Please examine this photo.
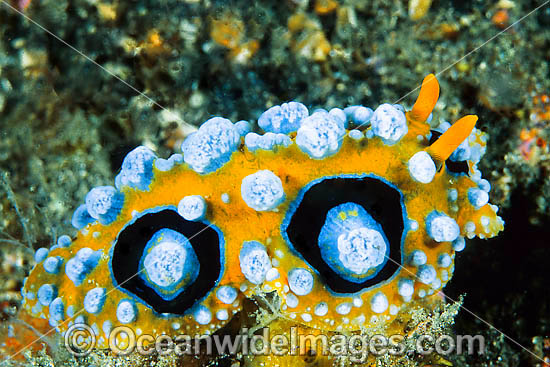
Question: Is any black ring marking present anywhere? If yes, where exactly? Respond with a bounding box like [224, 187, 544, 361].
[284, 177, 404, 294]
[111, 209, 222, 315]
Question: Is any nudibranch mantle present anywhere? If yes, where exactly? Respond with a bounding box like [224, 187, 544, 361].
[21, 75, 504, 347]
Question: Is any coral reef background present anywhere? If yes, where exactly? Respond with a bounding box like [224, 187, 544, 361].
[1, 0, 550, 366]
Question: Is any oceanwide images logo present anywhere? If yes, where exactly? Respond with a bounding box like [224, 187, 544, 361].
[64, 323, 485, 362]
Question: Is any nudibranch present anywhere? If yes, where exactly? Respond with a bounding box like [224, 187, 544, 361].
[21, 75, 503, 348]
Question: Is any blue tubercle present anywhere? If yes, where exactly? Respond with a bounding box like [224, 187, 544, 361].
[181, 117, 240, 174]
[216, 286, 238, 304]
[468, 187, 489, 209]
[102, 320, 112, 335]
[116, 299, 137, 324]
[235, 120, 251, 136]
[177, 195, 207, 221]
[370, 103, 408, 145]
[38, 284, 57, 306]
[244, 132, 292, 152]
[241, 170, 285, 211]
[138, 228, 200, 301]
[417, 264, 436, 284]
[295, 111, 346, 159]
[48, 297, 64, 327]
[449, 138, 471, 161]
[154, 158, 175, 172]
[57, 235, 72, 247]
[65, 248, 101, 286]
[169, 153, 184, 164]
[193, 304, 212, 325]
[344, 105, 373, 126]
[85, 186, 124, 225]
[154, 154, 183, 172]
[478, 179, 491, 192]
[43, 256, 62, 274]
[239, 241, 271, 285]
[452, 236, 466, 251]
[288, 268, 314, 296]
[34, 248, 49, 263]
[258, 101, 308, 134]
[370, 292, 389, 313]
[437, 253, 452, 268]
[408, 250, 427, 266]
[328, 108, 347, 127]
[115, 146, 157, 191]
[426, 211, 460, 242]
[67, 305, 75, 317]
[71, 204, 95, 230]
[348, 130, 363, 140]
[408, 151, 436, 184]
[84, 287, 107, 314]
[318, 202, 390, 283]
[448, 189, 458, 202]
[397, 278, 414, 298]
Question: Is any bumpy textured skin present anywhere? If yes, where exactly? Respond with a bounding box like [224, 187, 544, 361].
[21, 75, 503, 348]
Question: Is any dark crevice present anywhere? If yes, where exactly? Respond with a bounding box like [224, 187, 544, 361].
[111, 209, 222, 315]
[284, 177, 404, 294]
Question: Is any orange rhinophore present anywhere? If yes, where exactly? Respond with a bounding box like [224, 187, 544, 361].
[410, 74, 440, 122]
[407, 74, 440, 135]
[427, 115, 477, 163]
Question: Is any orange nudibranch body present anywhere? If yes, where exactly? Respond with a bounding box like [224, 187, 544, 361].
[21, 75, 503, 348]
